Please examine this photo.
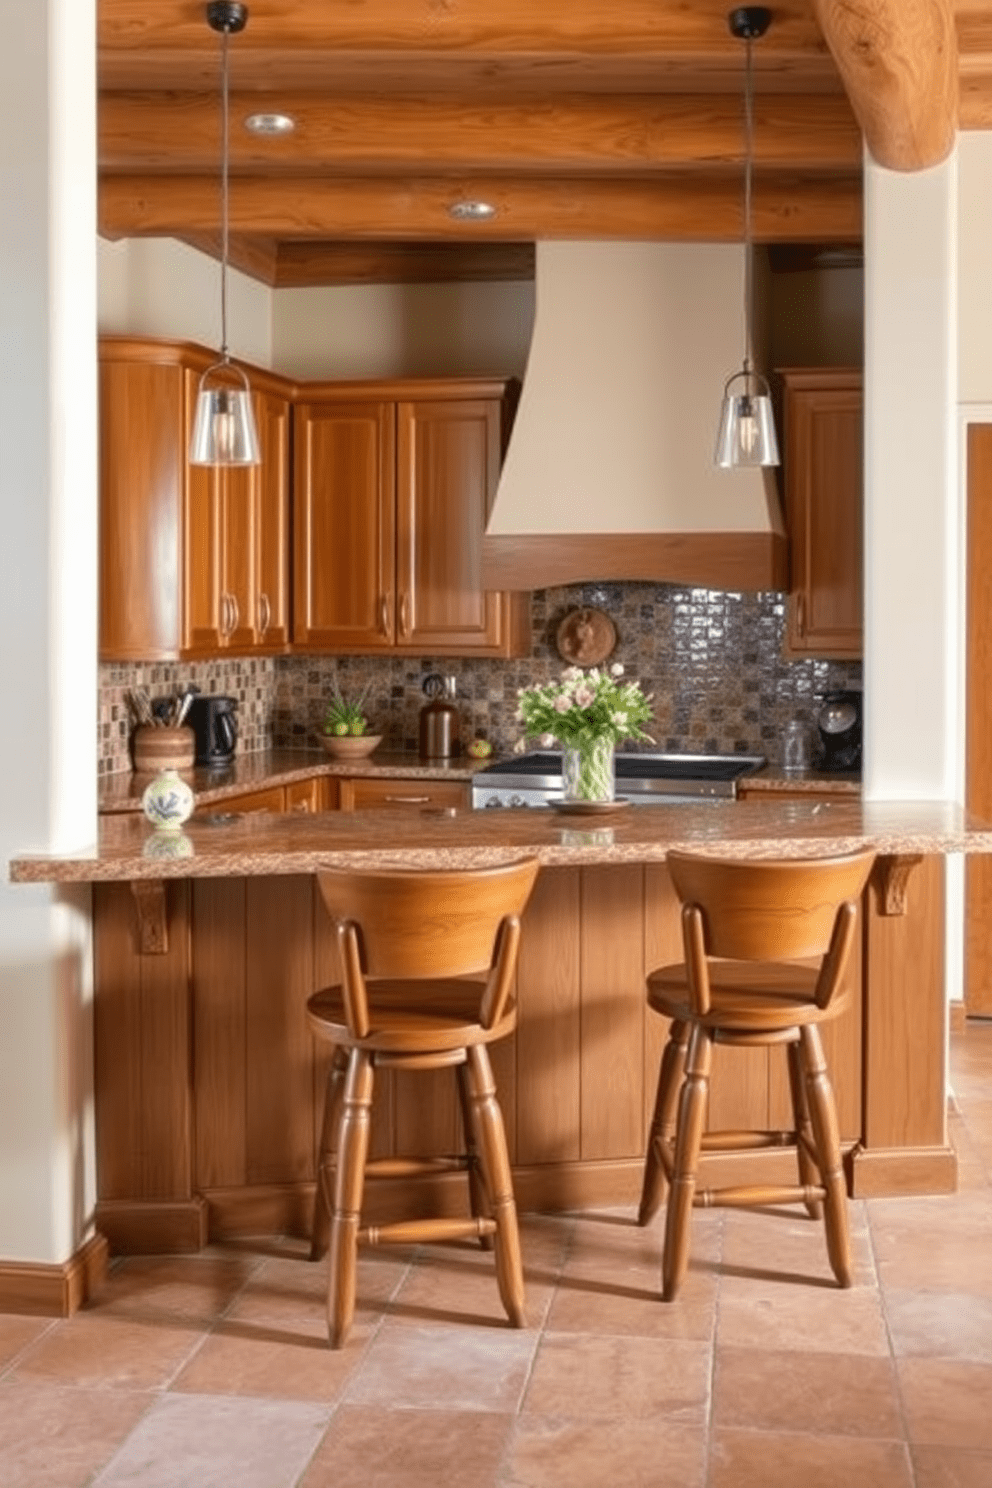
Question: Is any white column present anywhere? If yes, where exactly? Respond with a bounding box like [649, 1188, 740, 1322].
[0, 0, 98, 1262]
[862, 152, 960, 802]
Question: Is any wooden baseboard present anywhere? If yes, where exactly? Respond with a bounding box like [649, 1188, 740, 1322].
[848, 1144, 958, 1197]
[95, 1197, 208, 1255]
[204, 1183, 318, 1241]
[950, 999, 967, 1034]
[0, 1232, 109, 1318]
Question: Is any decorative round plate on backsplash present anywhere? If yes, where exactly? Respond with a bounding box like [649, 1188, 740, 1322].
[555, 606, 618, 668]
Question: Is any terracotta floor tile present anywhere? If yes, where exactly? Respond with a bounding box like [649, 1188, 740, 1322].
[90, 1392, 331, 1488]
[227, 1248, 411, 1331]
[298, 1405, 513, 1487]
[708, 1428, 914, 1488]
[503, 1415, 707, 1488]
[389, 1246, 556, 1331]
[93, 1252, 256, 1325]
[346, 1320, 537, 1413]
[10, 1311, 203, 1390]
[883, 1288, 992, 1362]
[897, 1357, 992, 1449]
[713, 1346, 902, 1437]
[716, 1274, 891, 1355]
[0, 1381, 151, 1488]
[522, 1333, 710, 1423]
[912, 1444, 992, 1487]
[169, 1314, 372, 1402]
[0, 1314, 54, 1372]
[719, 1205, 876, 1287]
[544, 1262, 717, 1342]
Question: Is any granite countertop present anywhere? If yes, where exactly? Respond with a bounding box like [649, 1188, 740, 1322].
[11, 797, 991, 884]
[98, 747, 485, 814]
[742, 767, 862, 795]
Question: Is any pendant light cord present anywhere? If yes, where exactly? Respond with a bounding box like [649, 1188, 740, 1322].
[742, 31, 754, 387]
[220, 19, 231, 364]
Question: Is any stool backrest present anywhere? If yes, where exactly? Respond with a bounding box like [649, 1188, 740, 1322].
[317, 858, 540, 1036]
[666, 850, 875, 1016]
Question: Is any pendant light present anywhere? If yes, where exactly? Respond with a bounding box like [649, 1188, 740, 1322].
[714, 6, 779, 469]
[189, 1, 260, 466]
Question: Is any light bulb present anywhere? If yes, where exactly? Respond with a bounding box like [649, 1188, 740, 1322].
[737, 397, 758, 457]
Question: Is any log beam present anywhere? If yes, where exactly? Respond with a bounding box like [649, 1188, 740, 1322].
[813, 0, 957, 170]
[100, 172, 862, 247]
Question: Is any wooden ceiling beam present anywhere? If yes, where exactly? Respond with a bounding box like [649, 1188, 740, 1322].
[179, 233, 280, 287]
[813, 0, 957, 170]
[99, 172, 862, 245]
[99, 91, 861, 176]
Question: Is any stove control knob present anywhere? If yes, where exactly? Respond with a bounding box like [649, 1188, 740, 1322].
[509, 794, 527, 808]
[483, 796, 504, 808]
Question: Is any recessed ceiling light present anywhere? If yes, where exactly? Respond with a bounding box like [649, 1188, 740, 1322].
[447, 200, 497, 221]
[244, 112, 296, 137]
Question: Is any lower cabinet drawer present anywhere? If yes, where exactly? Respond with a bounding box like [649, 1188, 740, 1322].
[338, 776, 469, 812]
[200, 784, 286, 816]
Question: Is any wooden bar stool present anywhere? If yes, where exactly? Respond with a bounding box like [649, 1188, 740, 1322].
[307, 857, 539, 1348]
[638, 848, 875, 1301]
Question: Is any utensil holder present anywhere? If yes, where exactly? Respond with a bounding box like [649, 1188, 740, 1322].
[132, 725, 196, 774]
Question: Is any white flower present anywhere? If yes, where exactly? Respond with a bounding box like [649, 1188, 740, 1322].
[561, 666, 582, 682]
[574, 685, 595, 707]
[611, 662, 625, 677]
[553, 694, 572, 713]
[513, 737, 527, 753]
[539, 733, 556, 748]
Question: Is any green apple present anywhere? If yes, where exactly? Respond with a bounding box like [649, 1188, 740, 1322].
[466, 738, 493, 759]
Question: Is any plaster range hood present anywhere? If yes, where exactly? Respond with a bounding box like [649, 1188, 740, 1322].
[481, 241, 787, 592]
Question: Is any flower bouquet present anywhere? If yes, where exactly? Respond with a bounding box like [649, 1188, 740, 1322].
[516, 664, 654, 803]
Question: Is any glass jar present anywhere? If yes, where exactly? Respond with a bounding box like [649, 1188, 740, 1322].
[782, 719, 813, 774]
[561, 738, 615, 803]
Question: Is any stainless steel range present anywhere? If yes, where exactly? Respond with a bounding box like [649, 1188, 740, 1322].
[471, 750, 766, 809]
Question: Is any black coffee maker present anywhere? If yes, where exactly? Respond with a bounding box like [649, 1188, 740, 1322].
[816, 690, 862, 773]
[187, 695, 239, 767]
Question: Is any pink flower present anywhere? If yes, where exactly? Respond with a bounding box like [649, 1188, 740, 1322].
[574, 685, 595, 707]
[553, 694, 572, 713]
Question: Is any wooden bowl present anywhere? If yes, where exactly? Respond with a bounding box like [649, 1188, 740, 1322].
[320, 733, 382, 760]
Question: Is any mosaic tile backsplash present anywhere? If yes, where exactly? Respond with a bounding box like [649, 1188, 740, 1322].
[98, 584, 861, 776]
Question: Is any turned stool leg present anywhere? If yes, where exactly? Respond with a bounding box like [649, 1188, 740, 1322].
[786, 1037, 824, 1221]
[466, 1044, 525, 1327]
[311, 1046, 349, 1262]
[638, 1018, 690, 1226]
[800, 1024, 852, 1288]
[662, 1024, 712, 1302]
[457, 1060, 494, 1251]
[327, 1048, 375, 1348]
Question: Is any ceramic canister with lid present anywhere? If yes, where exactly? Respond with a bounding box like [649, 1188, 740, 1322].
[419, 673, 461, 759]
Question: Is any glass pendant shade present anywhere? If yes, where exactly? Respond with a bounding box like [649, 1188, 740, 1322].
[714, 369, 779, 469]
[190, 366, 260, 466]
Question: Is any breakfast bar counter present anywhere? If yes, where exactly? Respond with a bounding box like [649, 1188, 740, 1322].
[10, 800, 986, 1257]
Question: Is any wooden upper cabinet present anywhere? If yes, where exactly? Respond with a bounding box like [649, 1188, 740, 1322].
[779, 368, 863, 660]
[293, 378, 529, 657]
[99, 337, 292, 662]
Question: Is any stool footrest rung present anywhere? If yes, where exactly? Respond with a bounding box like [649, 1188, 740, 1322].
[701, 1129, 797, 1153]
[694, 1182, 825, 1210]
[359, 1216, 497, 1246]
[365, 1156, 469, 1179]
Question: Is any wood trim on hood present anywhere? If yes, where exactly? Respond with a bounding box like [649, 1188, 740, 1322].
[481, 530, 788, 592]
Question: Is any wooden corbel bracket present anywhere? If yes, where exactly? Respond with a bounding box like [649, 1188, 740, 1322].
[130, 879, 168, 955]
[875, 853, 924, 917]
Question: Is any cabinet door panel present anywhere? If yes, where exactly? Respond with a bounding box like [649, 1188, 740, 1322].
[396, 399, 504, 652]
[783, 373, 862, 659]
[184, 452, 224, 653]
[254, 391, 291, 649]
[293, 401, 395, 650]
[221, 465, 257, 651]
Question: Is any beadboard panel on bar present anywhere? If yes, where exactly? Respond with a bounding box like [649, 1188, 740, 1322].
[81, 859, 951, 1260]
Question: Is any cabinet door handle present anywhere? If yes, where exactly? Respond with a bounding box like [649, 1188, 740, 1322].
[399, 593, 410, 638]
[379, 595, 390, 635]
[259, 592, 271, 636]
[384, 794, 430, 804]
[220, 594, 232, 637]
[230, 594, 240, 634]
[291, 798, 311, 813]
[796, 593, 806, 638]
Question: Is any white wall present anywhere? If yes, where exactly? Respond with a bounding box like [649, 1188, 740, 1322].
[98, 237, 273, 369]
[273, 279, 535, 381]
[0, 0, 98, 1262]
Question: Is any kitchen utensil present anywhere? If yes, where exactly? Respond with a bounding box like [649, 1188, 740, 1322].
[132, 724, 196, 773]
[419, 673, 461, 759]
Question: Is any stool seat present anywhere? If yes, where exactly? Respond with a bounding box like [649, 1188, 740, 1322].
[648, 960, 847, 1032]
[306, 981, 515, 1054]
